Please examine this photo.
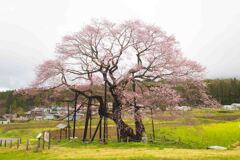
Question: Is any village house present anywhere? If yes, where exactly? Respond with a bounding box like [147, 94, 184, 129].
[43, 114, 55, 120]
[3, 113, 17, 120]
[34, 116, 44, 120]
[223, 103, 240, 110]
[174, 106, 192, 111]
[12, 116, 30, 122]
[0, 117, 10, 124]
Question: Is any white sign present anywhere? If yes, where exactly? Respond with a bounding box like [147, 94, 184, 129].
[36, 133, 42, 139]
[44, 132, 50, 142]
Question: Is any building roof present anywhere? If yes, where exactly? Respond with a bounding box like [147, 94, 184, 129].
[56, 123, 67, 129]
[0, 117, 8, 121]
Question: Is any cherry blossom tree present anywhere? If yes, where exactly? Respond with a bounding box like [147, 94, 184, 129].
[175, 79, 220, 107]
[33, 20, 217, 141]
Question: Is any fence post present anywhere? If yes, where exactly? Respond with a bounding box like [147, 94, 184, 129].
[4, 140, 6, 147]
[0, 140, 2, 147]
[65, 128, 67, 139]
[17, 139, 20, 149]
[149, 134, 153, 143]
[48, 132, 51, 149]
[99, 119, 102, 143]
[42, 131, 45, 150]
[163, 136, 166, 143]
[68, 126, 71, 140]
[118, 129, 121, 142]
[37, 138, 40, 151]
[116, 126, 119, 142]
[26, 139, 29, 151]
[10, 140, 12, 148]
[60, 129, 62, 141]
[178, 137, 181, 144]
[150, 108, 155, 142]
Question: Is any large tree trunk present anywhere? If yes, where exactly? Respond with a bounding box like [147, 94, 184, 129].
[112, 97, 144, 141]
[101, 83, 146, 142]
[134, 105, 145, 141]
[112, 107, 135, 141]
[132, 73, 145, 141]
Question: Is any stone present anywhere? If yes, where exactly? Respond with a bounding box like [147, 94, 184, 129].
[207, 146, 227, 150]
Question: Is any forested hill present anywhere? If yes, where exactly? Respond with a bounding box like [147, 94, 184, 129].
[0, 90, 63, 115]
[0, 78, 240, 115]
[206, 78, 240, 105]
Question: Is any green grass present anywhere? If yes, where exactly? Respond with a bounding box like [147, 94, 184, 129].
[1, 108, 240, 159]
[1, 144, 240, 160]
[156, 120, 240, 148]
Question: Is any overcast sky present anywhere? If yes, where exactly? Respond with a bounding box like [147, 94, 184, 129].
[0, 0, 240, 91]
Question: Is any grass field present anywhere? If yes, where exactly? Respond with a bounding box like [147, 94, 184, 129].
[0, 109, 240, 160]
[1, 144, 240, 160]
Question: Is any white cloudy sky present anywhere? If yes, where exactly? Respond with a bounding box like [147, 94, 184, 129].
[0, 0, 240, 91]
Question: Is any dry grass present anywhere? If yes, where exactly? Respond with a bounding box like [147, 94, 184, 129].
[47, 146, 240, 160]
[1, 146, 240, 160]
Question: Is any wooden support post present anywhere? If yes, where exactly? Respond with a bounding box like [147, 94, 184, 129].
[99, 118, 102, 143]
[103, 80, 108, 143]
[89, 113, 92, 140]
[19, 138, 22, 144]
[82, 98, 92, 142]
[90, 117, 103, 142]
[67, 102, 71, 140]
[103, 118, 108, 143]
[73, 92, 78, 138]
[0, 140, 2, 147]
[4, 140, 6, 147]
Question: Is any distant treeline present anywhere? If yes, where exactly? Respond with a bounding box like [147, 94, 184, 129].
[206, 78, 240, 105]
[0, 78, 239, 114]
